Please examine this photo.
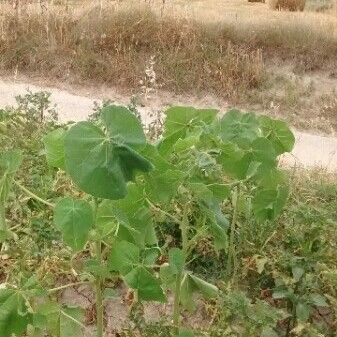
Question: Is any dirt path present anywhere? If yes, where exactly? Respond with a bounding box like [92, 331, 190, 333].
[1, 78, 336, 171]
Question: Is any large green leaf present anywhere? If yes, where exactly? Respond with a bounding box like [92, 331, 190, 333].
[96, 199, 141, 244]
[251, 138, 276, 164]
[108, 240, 139, 275]
[0, 288, 32, 337]
[219, 109, 259, 145]
[124, 266, 166, 302]
[34, 301, 84, 337]
[43, 128, 66, 169]
[259, 116, 295, 155]
[163, 106, 218, 138]
[54, 197, 94, 251]
[64, 105, 153, 199]
[145, 169, 184, 203]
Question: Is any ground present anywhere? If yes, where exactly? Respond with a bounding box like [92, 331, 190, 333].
[0, 1, 337, 337]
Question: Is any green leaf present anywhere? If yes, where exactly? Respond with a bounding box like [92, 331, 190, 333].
[251, 137, 276, 164]
[296, 302, 311, 322]
[180, 273, 218, 311]
[206, 183, 230, 201]
[124, 266, 166, 302]
[168, 248, 185, 275]
[54, 197, 94, 251]
[309, 294, 329, 307]
[164, 106, 217, 137]
[108, 240, 139, 275]
[0, 288, 32, 337]
[252, 184, 289, 222]
[160, 264, 176, 288]
[259, 116, 295, 155]
[292, 266, 304, 282]
[175, 329, 196, 337]
[219, 109, 259, 145]
[261, 327, 278, 337]
[96, 199, 141, 244]
[64, 105, 153, 199]
[35, 302, 84, 337]
[97, 184, 157, 246]
[100, 105, 147, 146]
[0, 150, 22, 204]
[43, 128, 66, 169]
[145, 169, 184, 203]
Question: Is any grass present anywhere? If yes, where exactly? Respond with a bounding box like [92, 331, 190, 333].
[0, 0, 337, 101]
[0, 92, 336, 336]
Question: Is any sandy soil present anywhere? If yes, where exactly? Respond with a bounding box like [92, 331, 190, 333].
[1, 77, 336, 171]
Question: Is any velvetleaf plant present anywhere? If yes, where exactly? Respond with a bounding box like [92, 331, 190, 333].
[0, 103, 295, 337]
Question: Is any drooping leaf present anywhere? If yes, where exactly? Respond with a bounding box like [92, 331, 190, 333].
[54, 197, 94, 251]
[43, 128, 66, 169]
[259, 116, 295, 155]
[64, 105, 153, 199]
[180, 273, 218, 311]
[0, 288, 32, 337]
[189, 183, 229, 251]
[108, 240, 139, 275]
[124, 266, 166, 302]
[0, 150, 22, 204]
[97, 184, 157, 246]
[252, 184, 289, 222]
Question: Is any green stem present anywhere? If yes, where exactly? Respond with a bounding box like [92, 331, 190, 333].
[95, 239, 104, 337]
[226, 185, 240, 281]
[172, 206, 189, 333]
[172, 271, 183, 332]
[93, 198, 104, 337]
[0, 204, 6, 231]
[14, 180, 54, 208]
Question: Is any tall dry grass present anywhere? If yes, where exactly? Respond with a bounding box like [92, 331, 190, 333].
[0, 0, 336, 98]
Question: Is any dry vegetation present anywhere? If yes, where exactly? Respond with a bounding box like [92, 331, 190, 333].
[0, 0, 337, 131]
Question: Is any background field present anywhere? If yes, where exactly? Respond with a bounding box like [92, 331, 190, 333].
[0, 0, 337, 133]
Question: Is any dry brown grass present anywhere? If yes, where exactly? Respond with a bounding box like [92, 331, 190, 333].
[0, 0, 336, 99]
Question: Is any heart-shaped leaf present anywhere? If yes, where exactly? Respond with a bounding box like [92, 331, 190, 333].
[54, 197, 94, 251]
[124, 266, 166, 302]
[64, 105, 153, 199]
[43, 128, 66, 169]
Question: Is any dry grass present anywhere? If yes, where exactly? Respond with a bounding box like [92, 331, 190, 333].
[0, 0, 336, 99]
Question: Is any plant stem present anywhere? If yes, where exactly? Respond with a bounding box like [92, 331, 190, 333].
[172, 271, 183, 332]
[93, 198, 104, 337]
[95, 239, 104, 337]
[48, 281, 89, 293]
[14, 180, 54, 208]
[0, 205, 6, 231]
[172, 206, 189, 334]
[226, 185, 240, 281]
